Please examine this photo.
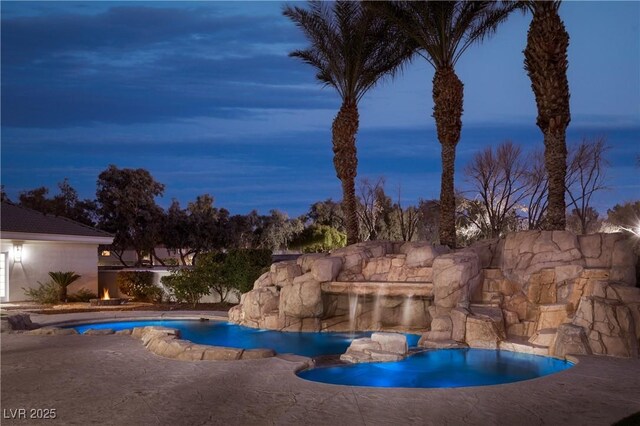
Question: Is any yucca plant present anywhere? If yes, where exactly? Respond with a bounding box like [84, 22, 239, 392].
[48, 271, 81, 303]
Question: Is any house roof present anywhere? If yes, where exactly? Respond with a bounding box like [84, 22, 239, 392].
[0, 202, 113, 240]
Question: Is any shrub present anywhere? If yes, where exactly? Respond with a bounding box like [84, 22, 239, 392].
[116, 271, 159, 302]
[220, 249, 272, 295]
[161, 266, 212, 306]
[23, 281, 60, 305]
[67, 289, 98, 303]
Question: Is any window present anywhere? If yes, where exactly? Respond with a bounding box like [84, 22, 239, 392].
[0, 252, 7, 300]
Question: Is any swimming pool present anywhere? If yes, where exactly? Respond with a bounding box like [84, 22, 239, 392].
[69, 320, 421, 357]
[298, 348, 574, 388]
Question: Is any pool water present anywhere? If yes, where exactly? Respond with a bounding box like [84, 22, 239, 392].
[298, 348, 573, 388]
[70, 320, 421, 357]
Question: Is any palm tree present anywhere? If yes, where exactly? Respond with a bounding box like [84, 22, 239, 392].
[284, 1, 413, 245]
[370, 1, 517, 248]
[523, 1, 570, 230]
[48, 271, 81, 303]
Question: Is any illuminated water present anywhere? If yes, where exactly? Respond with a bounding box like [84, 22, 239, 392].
[69, 320, 420, 357]
[298, 348, 573, 388]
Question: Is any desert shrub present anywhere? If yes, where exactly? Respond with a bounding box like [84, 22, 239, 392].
[116, 271, 159, 302]
[219, 249, 272, 295]
[67, 289, 98, 303]
[161, 266, 212, 306]
[23, 281, 60, 305]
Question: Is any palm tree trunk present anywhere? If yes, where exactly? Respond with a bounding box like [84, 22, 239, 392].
[524, 1, 571, 230]
[332, 99, 360, 245]
[433, 67, 464, 248]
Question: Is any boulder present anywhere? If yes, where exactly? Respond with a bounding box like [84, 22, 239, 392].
[3, 313, 37, 331]
[432, 251, 482, 314]
[202, 346, 244, 361]
[450, 308, 469, 342]
[297, 253, 328, 273]
[340, 333, 407, 363]
[464, 238, 502, 269]
[399, 242, 449, 267]
[371, 332, 408, 354]
[573, 296, 639, 357]
[536, 304, 570, 331]
[242, 287, 280, 321]
[502, 231, 584, 287]
[528, 328, 557, 347]
[270, 261, 302, 286]
[311, 256, 343, 282]
[465, 315, 502, 349]
[279, 279, 323, 318]
[26, 327, 78, 336]
[253, 272, 273, 289]
[551, 324, 592, 357]
[362, 256, 393, 281]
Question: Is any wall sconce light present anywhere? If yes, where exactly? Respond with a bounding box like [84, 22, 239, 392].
[14, 243, 23, 263]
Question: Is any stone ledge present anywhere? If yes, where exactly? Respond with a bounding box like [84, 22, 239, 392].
[131, 326, 276, 362]
[321, 281, 434, 298]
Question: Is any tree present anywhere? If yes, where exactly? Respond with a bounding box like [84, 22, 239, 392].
[390, 188, 421, 242]
[162, 200, 191, 265]
[258, 210, 304, 251]
[566, 207, 601, 235]
[371, 1, 517, 248]
[290, 225, 347, 253]
[307, 199, 345, 232]
[284, 1, 413, 245]
[523, 0, 571, 230]
[416, 199, 440, 243]
[607, 201, 640, 237]
[524, 149, 549, 230]
[0, 185, 9, 202]
[565, 137, 608, 235]
[463, 141, 529, 238]
[18, 179, 96, 226]
[96, 165, 165, 266]
[218, 249, 272, 295]
[356, 177, 392, 241]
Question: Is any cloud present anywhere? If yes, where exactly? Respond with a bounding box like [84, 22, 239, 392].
[1, 3, 333, 128]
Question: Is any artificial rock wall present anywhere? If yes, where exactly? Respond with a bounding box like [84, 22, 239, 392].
[230, 231, 639, 358]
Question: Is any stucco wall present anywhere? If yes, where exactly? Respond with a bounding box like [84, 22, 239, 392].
[1, 240, 99, 302]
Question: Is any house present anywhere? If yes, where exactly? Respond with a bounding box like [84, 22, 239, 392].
[0, 202, 113, 302]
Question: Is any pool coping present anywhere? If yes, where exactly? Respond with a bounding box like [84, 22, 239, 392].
[18, 310, 582, 376]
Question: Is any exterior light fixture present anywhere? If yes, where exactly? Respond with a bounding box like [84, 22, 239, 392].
[14, 243, 23, 263]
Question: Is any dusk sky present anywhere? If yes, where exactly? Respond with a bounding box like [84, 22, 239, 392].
[1, 1, 639, 217]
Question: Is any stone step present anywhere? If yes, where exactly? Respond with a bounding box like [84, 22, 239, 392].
[528, 328, 557, 347]
[499, 337, 549, 356]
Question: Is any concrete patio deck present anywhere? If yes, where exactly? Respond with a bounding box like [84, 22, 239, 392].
[1, 312, 639, 425]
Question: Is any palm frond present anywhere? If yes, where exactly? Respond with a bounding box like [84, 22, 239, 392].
[284, 0, 415, 103]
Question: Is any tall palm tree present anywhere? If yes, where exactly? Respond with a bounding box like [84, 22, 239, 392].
[523, 1, 570, 230]
[370, 1, 517, 248]
[284, 1, 413, 245]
